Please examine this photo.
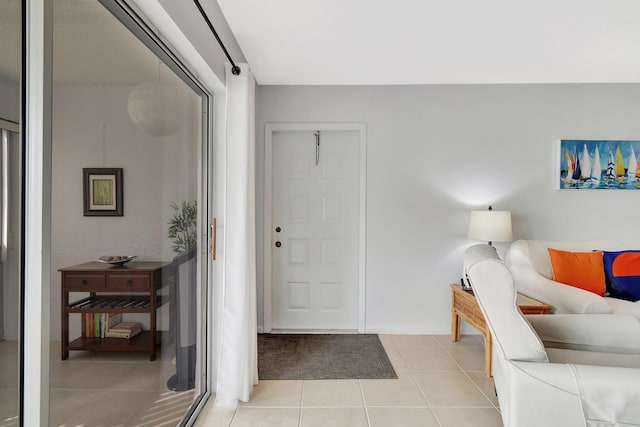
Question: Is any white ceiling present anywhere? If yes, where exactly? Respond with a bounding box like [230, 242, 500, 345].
[216, 0, 640, 85]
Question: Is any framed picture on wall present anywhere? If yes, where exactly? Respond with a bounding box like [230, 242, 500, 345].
[557, 139, 640, 190]
[83, 168, 123, 216]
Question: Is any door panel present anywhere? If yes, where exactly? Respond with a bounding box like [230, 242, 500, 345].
[272, 130, 360, 329]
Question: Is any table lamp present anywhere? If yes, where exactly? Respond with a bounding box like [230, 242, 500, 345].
[468, 206, 513, 247]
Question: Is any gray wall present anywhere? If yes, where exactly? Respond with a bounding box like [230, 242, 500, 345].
[256, 83, 640, 333]
[0, 75, 19, 122]
[51, 83, 199, 340]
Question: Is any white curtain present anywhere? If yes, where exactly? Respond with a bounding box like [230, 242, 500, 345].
[215, 63, 258, 406]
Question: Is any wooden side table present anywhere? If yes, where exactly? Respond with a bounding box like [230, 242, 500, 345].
[450, 283, 552, 376]
[60, 261, 171, 361]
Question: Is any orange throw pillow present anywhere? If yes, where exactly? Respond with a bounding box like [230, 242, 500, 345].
[547, 248, 606, 295]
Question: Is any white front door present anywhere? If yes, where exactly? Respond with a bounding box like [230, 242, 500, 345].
[271, 130, 360, 329]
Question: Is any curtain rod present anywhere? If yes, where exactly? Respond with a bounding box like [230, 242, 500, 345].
[193, 0, 241, 76]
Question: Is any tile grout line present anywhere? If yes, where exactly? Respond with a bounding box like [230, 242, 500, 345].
[228, 406, 238, 427]
[358, 378, 373, 427]
[288, 405, 400, 409]
[410, 387, 443, 426]
[388, 334, 412, 374]
[298, 380, 305, 427]
[237, 405, 305, 409]
[406, 341, 444, 427]
[434, 336, 499, 411]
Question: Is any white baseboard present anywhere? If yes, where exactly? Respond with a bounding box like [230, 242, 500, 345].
[256, 325, 480, 336]
[270, 329, 358, 334]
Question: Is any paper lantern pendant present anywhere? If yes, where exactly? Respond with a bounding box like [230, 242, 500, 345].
[127, 82, 183, 137]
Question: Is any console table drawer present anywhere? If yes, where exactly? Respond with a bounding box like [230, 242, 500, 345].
[65, 274, 105, 291]
[106, 274, 150, 291]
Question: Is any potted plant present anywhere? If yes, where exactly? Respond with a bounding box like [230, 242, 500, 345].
[167, 200, 197, 254]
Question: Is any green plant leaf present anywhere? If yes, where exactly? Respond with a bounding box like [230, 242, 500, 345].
[167, 200, 197, 254]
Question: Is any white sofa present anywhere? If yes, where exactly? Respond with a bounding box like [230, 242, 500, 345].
[465, 244, 640, 427]
[507, 239, 640, 319]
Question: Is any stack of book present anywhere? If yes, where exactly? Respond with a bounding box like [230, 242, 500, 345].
[83, 313, 122, 338]
[81, 313, 142, 339]
[105, 322, 142, 339]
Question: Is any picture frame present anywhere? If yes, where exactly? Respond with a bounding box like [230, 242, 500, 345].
[83, 168, 123, 216]
[557, 139, 640, 190]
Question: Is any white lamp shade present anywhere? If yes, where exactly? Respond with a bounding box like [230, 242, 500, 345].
[468, 210, 513, 243]
[127, 82, 184, 137]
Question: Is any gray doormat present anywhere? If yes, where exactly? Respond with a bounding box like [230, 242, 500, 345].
[258, 334, 397, 380]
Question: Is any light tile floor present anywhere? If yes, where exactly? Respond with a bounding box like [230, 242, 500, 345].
[49, 341, 196, 426]
[195, 334, 503, 427]
[0, 340, 197, 426]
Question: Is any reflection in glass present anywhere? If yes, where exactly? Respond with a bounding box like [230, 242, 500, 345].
[0, 0, 22, 426]
[51, 1, 204, 425]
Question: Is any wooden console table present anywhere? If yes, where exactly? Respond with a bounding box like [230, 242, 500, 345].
[60, 261, 171, 361]
[450, 283, 552, 376]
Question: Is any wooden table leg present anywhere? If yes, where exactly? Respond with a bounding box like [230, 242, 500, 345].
[451, 311, 461, 342]
[483, 331, 492, 377]
[61, 288, 69, 360]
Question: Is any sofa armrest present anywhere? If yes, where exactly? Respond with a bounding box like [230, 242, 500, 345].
[603, 297, 640, 320]
[502, 361, 584, 427]
[507, 361, 640, 426]
[506, 241, 611, 314]
[525, 314, 640, 353]
[572, 364, 640, 425]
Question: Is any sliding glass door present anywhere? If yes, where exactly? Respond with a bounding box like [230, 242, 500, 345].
[0, 0, 22, 425]
[46, 1, 212, 425]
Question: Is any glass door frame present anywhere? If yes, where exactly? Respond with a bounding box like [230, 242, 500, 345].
[22, 0, 215, 424]
[23, 0, 53, 424]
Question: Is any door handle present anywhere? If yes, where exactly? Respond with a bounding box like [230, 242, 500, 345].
[274, 227, 282, 248]
[211, 218, 217, 261]
[0, 129, 8, 263]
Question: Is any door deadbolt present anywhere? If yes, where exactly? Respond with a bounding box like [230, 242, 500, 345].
[275, 226, 281, 233]
[275, 241, 282, 248]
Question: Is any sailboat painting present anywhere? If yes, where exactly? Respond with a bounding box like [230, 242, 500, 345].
[558, 140, 640, 190]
